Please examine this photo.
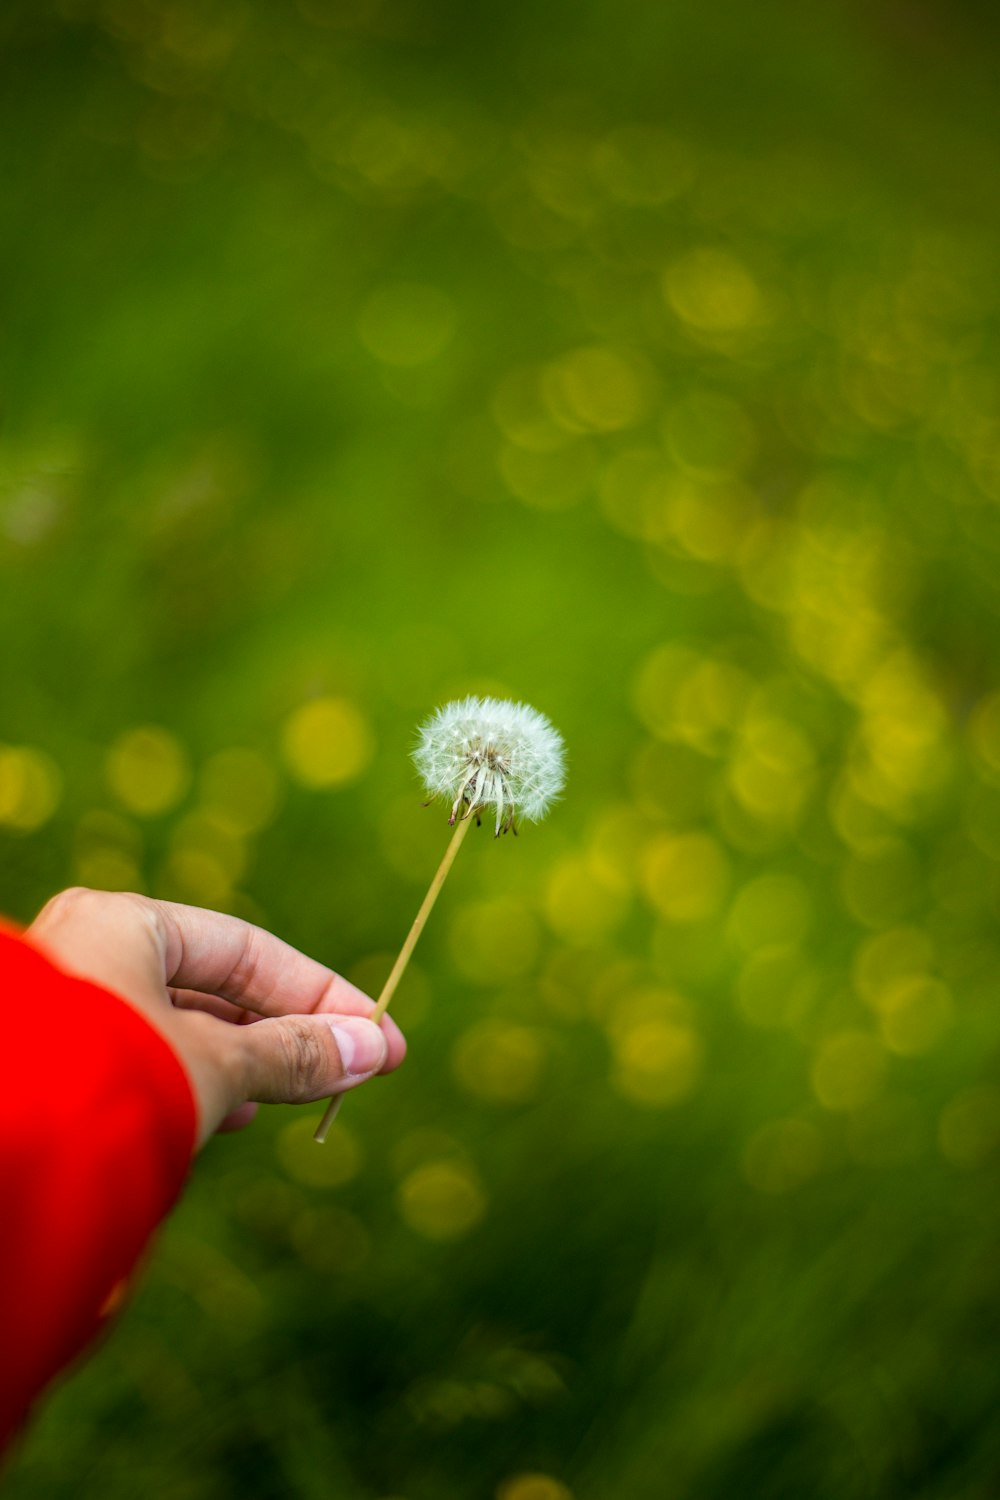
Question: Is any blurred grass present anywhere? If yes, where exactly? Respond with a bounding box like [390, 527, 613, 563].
[3, 1, 1000, 1496]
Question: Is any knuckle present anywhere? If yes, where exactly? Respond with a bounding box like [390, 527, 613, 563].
[34, 886, 105, 932]
[41, 886, 147, 920]
[278, 1017, 327, 1100]
[219, 924, 262, 1005]
[39, 886, 93, 920]
[37, 886, 150, 931]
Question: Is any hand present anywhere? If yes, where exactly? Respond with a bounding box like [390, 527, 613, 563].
[27, 888, 406, 1148]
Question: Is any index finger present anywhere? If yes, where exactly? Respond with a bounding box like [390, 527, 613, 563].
[155, 899, 407, 1065]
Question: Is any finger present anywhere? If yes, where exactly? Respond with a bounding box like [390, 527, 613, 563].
[217, 1102, 259, 1133]
[155, 900, 407, 1072]
[235, 1012, 389, 1105]
[168, 982, 406, 1078]
[170, 988, 253, 1025]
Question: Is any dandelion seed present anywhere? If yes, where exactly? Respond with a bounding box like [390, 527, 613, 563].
[314, 696, 565, 1142]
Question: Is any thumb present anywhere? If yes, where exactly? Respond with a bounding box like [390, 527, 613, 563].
[237, 1013, 389, 1105]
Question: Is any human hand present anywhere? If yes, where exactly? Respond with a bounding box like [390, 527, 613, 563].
[27, 888, 406, 1148]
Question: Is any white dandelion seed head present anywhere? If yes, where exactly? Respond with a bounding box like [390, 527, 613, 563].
[413, 696, 566, 836]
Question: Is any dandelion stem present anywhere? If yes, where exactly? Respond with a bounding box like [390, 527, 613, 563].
[372, 811, 473, 1023]
[313, 812, 473, 1143]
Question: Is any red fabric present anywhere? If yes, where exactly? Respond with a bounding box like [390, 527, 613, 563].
[0, 924, 197, 1449]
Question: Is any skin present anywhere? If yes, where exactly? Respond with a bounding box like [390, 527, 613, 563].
[27, 888, 407, 1148]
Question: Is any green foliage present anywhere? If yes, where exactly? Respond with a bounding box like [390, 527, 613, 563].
[4, 2, 1000, 1496]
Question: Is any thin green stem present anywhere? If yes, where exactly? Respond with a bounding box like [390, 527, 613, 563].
[313, 813, 473, 1143]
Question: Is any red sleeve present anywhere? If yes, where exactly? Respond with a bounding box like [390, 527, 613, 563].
[0, 924, 197, 1450]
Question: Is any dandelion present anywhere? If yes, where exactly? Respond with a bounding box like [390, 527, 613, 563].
[314, 697, 565, 1142]
[413, 695, 565, 836]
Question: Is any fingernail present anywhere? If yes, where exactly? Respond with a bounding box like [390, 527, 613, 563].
[328, 1017, 387, 1077]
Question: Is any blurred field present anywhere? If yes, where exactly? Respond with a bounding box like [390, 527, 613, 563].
[3, 2, 1000, 1496]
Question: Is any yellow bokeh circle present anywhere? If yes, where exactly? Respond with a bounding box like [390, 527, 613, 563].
[498, 438, 597, 511]
[728, 717, 815, 824]
[592, 123, 694, 205]
[641, 831, 729, 923]
[171, 811, 247, 881]
[397, 1160, 487, 1242]
[390, 1127, 464, 1179]
[72, 809, 141, 890]
[839, 840, 921, 929]
[159, 848, 233, 907]
[586, 804, 647, 894]
[811, 1031, 885, 1112]
[282, 697, 374, 789]
[358, 282, 456, 366]
[664, 392, 756, 481]
[664, 248, 763, 332]
[497, 1476, 573, 1500]
[278, 1116, 363, 1188]
[737, 945, 816, 1030]
[542, 345, 654, 433]
[451, 1019, 547, 1105]
[74, 848, 143, 891]
[492, 365, 573, 453]
[667, 481, 748, 564]
[631, 642, 698, 739]
[673, 658, 752, 752]
[726, 874, 812, 952]
[877, 976, 953, 1056]
[106, 725, 190, 816]
[597, 447, 666, 540]
[199, 747, 281, 835]
[611, 1019, 703, 1107]
[544, 855, 628, 944]
[0, 745, 62, 830]
[853, 926, 934, 1009]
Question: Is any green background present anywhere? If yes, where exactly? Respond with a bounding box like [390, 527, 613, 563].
[3, 1, 1000, 1496]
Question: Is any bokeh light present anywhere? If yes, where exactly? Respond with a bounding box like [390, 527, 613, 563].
[544, 854, 628, 944]
[105, 727, 190, 817]
[664, 248, 764, 335]
[277, 1117, 364, 1188]
[811, 1030, 886, 1112]
[726, 873, 812, 951]
[610, 1015, 703, 1108]
[198, 748, 281, 836]
[72, 810, 143, 891]
[451, 1019, 547, 1105]
[397, 1159, 488, 1242]
[281, 698, 375, 789]
[641, 831, 730, 924]
[449, 898, 540, 984]
[0, 746, 61, 832]
[496, 1475, 574, 1500]
[358, 283, 457, 367]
